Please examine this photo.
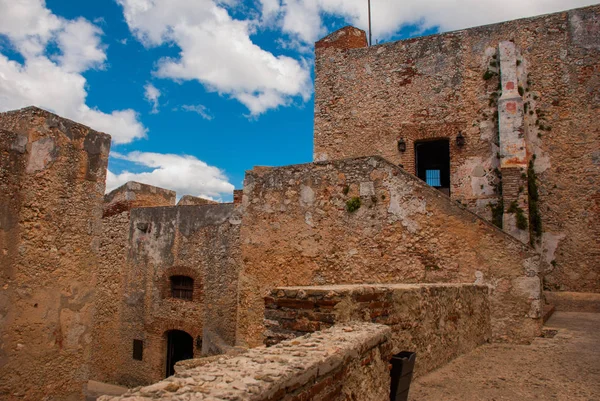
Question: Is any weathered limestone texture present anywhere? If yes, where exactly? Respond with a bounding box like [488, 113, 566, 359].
[264, 284, 491, 377]
[177, 195, 218, 206]
[99, 323, 392, 401]
[117, 203, 241, 387]
[0, 107, 110, 400]
[237, 156, 541, 348]
[91, 183, 179, 385]
[314, 5, 600, 291]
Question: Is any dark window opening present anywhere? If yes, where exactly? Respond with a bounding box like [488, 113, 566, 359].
[170, 275, 193, 300]
[166, 330, 193, 377]
[133, 339, 143, 361]
[415, 139, 451, 196]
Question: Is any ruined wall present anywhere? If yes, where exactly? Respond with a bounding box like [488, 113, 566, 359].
[177, 195, 218, 206]
[237, 156, 541, 348]
[117, 203, 241, 387]
[314, 5, 600, 291]
[264, 283, 491, 377]
[91, 183, 177, 385]
[103, 181, 176, 218]
[0, 107, 110, 400]
[99, 323, 392, 401]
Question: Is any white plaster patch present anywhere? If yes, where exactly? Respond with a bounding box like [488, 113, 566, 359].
[26, 137, 56, 173]
[541, 232, 565, 267]
[387, 184, 425, 233]
[511, 276, 541, 300]
[299, 185, 315, 207]
[359, 181, 375, 197]
[314, 152, 328, 162]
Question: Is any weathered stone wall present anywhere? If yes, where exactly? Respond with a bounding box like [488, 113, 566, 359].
[264, 283, 491, 377]
[91, 183, 178, 385]
[99, 323, 392, 401]
[103, 181, 176, 218]
[116, 203, 241, 387]
[237, 156, 541, 348]
[176, 195, 218, 206]
[314, 5, 600, 291]
[0, 107, 110, 400]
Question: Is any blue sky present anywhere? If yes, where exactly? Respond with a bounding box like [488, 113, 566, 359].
[0, 0, 592, 201]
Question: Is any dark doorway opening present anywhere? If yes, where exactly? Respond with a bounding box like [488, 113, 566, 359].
[165, 330, 193, 377]
[415, 139, 450, 196]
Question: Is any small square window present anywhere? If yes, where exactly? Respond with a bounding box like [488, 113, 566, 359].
[133, 339, 143, 361]
[425, 170, 441, 187]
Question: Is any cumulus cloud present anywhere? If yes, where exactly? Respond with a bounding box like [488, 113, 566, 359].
[181, 104, 213, 120]
[106, 151, 235, 199]
[260, 0, 598, 43]
[144, 83, 161, 113]
[116, 0, 312, 116]
[0, 0, 146, 144]
[55, 18, 107, 73]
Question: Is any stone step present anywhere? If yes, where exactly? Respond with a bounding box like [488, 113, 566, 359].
[544, 291, 600, 313]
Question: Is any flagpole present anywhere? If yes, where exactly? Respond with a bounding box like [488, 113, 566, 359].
[368, 0, 372, 46]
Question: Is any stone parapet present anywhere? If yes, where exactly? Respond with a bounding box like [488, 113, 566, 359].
[100, 323, 392, 401]
[264, 283, 491, 377]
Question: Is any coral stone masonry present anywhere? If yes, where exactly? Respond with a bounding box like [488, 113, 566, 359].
[0, 3, 598, 401]
[0, 107, 111, 400]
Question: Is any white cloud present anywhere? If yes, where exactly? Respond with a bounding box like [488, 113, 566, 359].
[55, 18, 107, 73]
[117, 0, 312, 116]
[181, 104, 213, 120]
[261, 0, 598, 43]
[106, 151, 235, 199]
[144, 83, 161, 113]
[0, 0, 147, 144]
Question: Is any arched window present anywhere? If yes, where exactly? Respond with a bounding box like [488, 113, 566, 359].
[170, 275, 194, 300]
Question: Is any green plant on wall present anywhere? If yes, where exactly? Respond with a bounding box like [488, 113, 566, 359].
[346, 197, 361, 213]
[528, 160, 542, 244]
[507, 201, 528, 230]
[489, 199, 504, 228]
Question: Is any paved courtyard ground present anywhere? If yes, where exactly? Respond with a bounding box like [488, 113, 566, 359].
[411, 312, 600, 400]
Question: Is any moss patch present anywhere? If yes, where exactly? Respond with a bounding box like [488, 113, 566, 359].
[346, 197, 361, 213]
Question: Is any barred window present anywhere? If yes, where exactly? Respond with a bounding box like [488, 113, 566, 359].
[170, 275, 194, 300]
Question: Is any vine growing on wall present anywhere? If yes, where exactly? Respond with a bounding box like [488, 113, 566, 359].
[528, 159, 543, 244]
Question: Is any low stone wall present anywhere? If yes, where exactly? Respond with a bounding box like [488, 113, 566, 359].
[99, 323, 393, 401]
[264, 284, 491, 376]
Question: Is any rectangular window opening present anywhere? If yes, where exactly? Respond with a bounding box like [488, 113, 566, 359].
[133, 339, 143, 361]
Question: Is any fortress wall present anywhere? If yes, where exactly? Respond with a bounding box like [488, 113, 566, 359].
[115, 203, 241, 387]
[314, 5, 600, 291]
[91, 183, 177, 385]
[0, 107, 110, 401]
[237, 156, 541, 348]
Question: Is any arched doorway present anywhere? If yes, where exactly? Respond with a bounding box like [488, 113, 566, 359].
[165, 330, 193, 377]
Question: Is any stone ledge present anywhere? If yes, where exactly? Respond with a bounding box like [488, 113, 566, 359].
[99, 323, 391, 401]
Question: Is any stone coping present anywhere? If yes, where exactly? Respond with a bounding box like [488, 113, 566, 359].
[100, 323, 391, 400]
[274, 283, 489, 292]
